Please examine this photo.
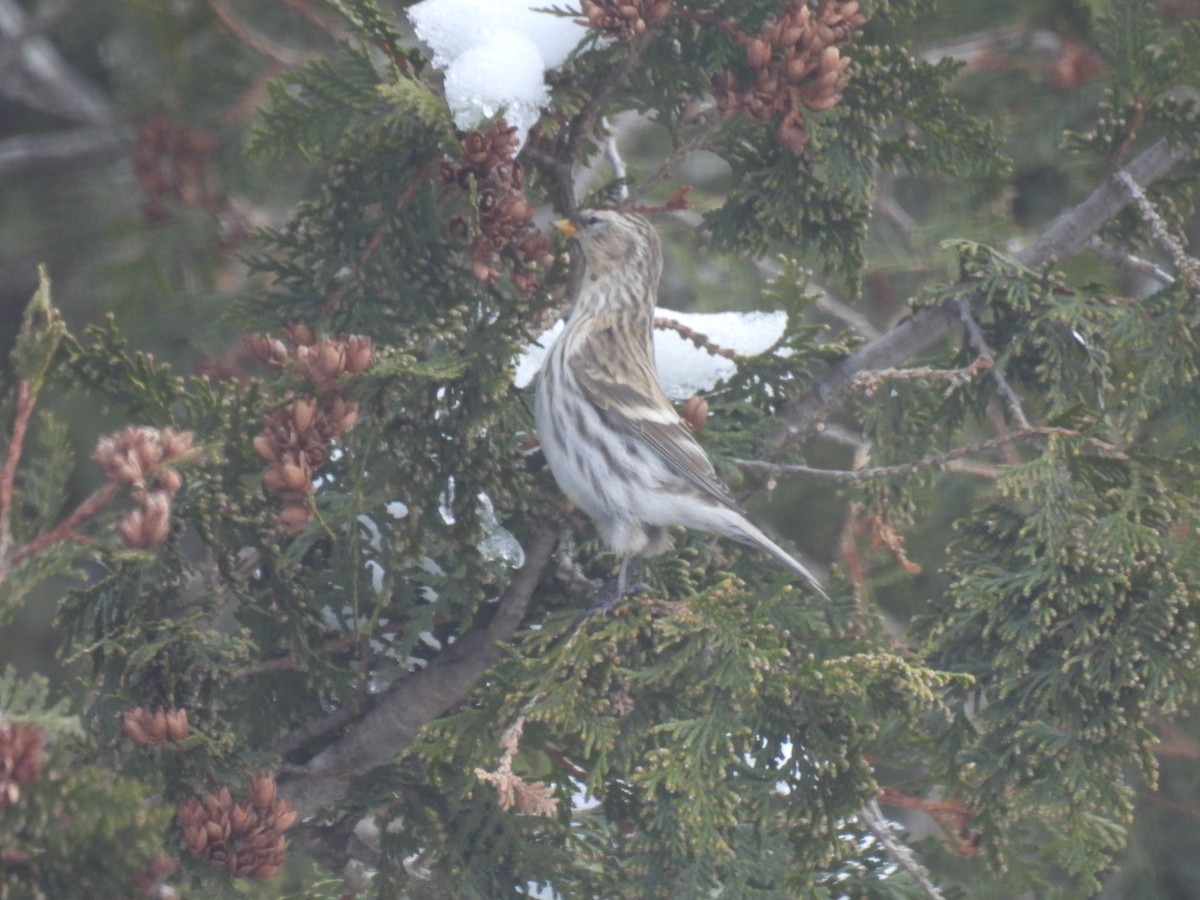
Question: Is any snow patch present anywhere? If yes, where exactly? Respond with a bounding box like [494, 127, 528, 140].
[408, 0, 587, 146]
[514, 308, 789, 400]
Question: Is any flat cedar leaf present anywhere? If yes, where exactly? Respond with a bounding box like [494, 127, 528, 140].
[10, 265, 66, 396]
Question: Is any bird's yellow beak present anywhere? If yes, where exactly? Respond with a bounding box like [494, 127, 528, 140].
[554, 218, 578, 238]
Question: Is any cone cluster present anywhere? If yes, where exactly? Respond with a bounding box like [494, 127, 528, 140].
[177, 773, 297, 881]
[92, 427, 199, 549]
[132, 114, 222, 224]
[579, 0, 671, 40]
[0, 721, 45, 807]
[711, 0, 866, 152]
[439, 121, 554, 293]
[245, 325, 373, 533]
[122, 707, 190, 747]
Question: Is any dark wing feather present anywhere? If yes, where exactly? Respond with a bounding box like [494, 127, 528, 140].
[573, 326, 743, 512]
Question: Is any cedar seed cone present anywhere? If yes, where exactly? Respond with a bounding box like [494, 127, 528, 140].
[177, 773, 297, 881]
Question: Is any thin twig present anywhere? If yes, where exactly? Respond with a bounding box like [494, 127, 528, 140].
[1088, 237, 1174, 286]
[5, 482, 119, 572]
[600, 116, 629, 201]
[771, 136, 1192, 445]
[231, 633, 360, 681]
[0, 126, 128, 180]
[0, 379, 33, 564]
[1113, 168, 1200, 292]
[222, 62, 289, 126]
[674, 7, 751, 44]
[850, 356, 992, 397]
[654, 316, 737, 359]
[280, 0, 345, 40]
[554, 31, 658, 207]
[955, 298, 1031, 428]
[0, 0, 110, 124]
[859, 799, 946, 900]
[733, 426, 1076, 484]
[0, 0, 72, 80]
[629, 111, 725, 203]
[205, 0, 310, 66]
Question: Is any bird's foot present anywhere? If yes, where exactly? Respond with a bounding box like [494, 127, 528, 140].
[586, 577, 650, 616]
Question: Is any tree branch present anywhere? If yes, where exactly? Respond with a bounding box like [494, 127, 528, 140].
[0, 0, 110, 124]
[955, 298, 1031, 428]
[0, 378, 32, 565]
[1112, 168, 1200, 292]
[540, 31, 657, 209]
[629, 110, 725, 203]
[278, 520, 558, 819]
[0, 127, 129, 181]
[770, 136, 1194, 444]
[733, 426, 1075, 484]
[860, 799, 946, 900]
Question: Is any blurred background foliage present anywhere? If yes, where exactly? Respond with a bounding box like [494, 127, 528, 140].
[1, 0, 1199, 896]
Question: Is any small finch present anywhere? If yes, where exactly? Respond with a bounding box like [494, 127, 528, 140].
[535, 209, 827, 606]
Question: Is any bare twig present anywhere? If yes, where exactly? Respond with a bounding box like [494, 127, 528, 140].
[3, 483, 118, 577]
[874, 171, 919, 239]
[665, 208, 882, 340]
[0, 0, 110, 124]
[0, 0, 71, 80]
[552, 31, 658, 208]
[600, 117, 629, 201]
[771, 136, 1194, 444]
[733, 426, 1075, 484]
[860, 799, 946, 900]
[1113, 168, 1200, 292]
[1088, 237, 1174, 286]
[280, 0, 346, 40]
[654, 316, 737, 359]
[851, 356, 993, 397]
[232, 634, 360, 682]
[0, 127, 128, 180]
[629, 111, 725, 203]
[955, 298, 1031, 428]
[0, 379, 32, 564]
[205, 0, 310, 66]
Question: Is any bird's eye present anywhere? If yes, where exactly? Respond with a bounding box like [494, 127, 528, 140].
[586, 215, 601, 226]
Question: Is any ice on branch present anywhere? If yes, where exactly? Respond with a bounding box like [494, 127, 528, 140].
[408, 0, 587, 146]
[515, 309, 790, 399]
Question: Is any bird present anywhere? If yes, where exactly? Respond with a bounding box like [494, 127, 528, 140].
[534, 208, 828, 608]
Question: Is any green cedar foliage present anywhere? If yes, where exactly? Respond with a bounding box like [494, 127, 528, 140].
[0, 0, 1198, 897]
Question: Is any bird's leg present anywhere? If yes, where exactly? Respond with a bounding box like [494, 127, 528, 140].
[588, 556, 648, 614]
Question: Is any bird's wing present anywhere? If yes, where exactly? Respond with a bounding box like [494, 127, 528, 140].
[573, 326, 744, 511]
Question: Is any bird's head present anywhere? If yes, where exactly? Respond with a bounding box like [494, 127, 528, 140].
[556, 209, 662, 286]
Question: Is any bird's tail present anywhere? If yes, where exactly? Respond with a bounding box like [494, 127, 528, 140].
[728, 516, 829, 600]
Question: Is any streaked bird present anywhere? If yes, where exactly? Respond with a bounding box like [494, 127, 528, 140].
[535, 209, 827, 605]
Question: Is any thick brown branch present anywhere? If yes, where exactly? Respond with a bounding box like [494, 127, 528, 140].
[771, 136, 1193, 444]
[278, 520, 558, 819]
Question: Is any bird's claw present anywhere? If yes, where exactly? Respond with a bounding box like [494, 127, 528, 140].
[586, 577, 650, 616]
